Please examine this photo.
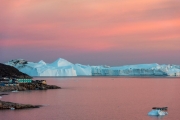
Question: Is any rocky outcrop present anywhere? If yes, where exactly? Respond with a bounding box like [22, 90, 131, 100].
[44, 84, 61, 89]
[0, 82, 61, 92]
[0, 100, 41, 109]
[0, 63, 32, 79]
[0, 94, 8, 96]
[19, 83, 61, 90]
[0, 86, 26, 92]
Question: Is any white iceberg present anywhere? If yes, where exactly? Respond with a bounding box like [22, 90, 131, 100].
[5, 58, 180, 77]
[148, 107, 168, 116]
[148, 110, 168, 116]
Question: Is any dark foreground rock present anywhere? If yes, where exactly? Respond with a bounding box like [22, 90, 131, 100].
[19, 83, 61, 90]
[0, 86, 26, 92]
[0, 93, 8, 96]
[0, 83, 61, 92]
[0, 100, 41, 110]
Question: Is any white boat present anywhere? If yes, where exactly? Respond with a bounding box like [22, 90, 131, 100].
[148, 107, 168, 116]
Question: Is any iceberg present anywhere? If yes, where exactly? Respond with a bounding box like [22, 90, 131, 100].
[148, 110, 168, 116]
[5, 58, 180, 77]
[148, 107, 168, 116]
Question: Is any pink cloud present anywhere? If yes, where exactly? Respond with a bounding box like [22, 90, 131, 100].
[0, 0, 180, 64]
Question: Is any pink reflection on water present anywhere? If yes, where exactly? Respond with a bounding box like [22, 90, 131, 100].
[0, 77, 180, 120]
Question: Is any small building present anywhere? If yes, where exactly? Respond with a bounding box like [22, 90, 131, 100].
[16, 79, 32, 83]
[0, 78, 32, 86]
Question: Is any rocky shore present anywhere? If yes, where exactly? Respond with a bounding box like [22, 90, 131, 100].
[0, 82, 61, 110]
[19, 82, 61, 90]
[0, 86, 26, 92]
[0, 100, 41, 110]
[0, 82, 61, 92]
[0, 63, 61, 110]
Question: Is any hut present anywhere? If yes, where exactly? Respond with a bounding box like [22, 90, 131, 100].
[16, 79, 32, 83]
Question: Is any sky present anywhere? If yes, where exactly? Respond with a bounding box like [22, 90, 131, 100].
[0, 0, 180, 66]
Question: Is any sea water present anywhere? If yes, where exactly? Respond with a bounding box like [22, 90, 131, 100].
[0, 77, 180, 120]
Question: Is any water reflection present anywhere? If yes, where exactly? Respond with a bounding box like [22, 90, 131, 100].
[0, 77, 179, 120]
[149, 115, 166, 120]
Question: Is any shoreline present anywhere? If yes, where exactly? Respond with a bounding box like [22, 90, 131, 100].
[0, 81, 61, 110]
[0, 80, 61, 92]
[0, 63, 61, 110]
[0, 100, 42, 110]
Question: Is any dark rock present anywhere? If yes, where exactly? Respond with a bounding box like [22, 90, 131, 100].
[19, 83, 61, 90]
[0, 82, 61, 92]
[0, 94, 8, 96]
[0, 100, 41, 110]
[0, 63, 32, 79]
[45, 85, 61, 89]
[0, 86, 26, 92]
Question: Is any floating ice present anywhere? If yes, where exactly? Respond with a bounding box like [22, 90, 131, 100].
[148, 110, 168, 116]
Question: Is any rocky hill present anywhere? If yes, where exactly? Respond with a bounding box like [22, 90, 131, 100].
[0, 63, 32, 79]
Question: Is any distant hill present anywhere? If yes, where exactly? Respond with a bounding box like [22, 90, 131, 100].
[0, 63, 32, 78]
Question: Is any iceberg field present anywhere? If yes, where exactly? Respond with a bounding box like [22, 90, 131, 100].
[5, 58, 180, 77]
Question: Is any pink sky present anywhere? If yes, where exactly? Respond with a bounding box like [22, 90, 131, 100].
[1, 0, 180, 65]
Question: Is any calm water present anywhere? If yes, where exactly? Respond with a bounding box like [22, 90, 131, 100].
[0, 77, 180, 120]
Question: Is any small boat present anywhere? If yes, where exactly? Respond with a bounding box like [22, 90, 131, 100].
[148, 107, 168, 116]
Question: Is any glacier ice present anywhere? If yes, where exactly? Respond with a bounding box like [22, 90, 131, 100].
[148, 110, 168, 116]
[5, 58, 180, 77]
